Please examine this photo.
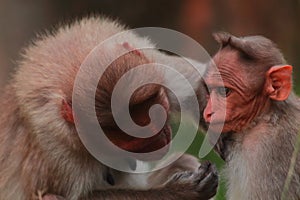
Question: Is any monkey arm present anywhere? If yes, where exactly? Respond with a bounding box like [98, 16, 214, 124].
[85, 161, 217, 200]
[43, 161, 218, 200]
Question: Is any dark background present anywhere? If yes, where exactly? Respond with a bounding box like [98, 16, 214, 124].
[0, 1, 299, 199]
[0, 0, 299, 90]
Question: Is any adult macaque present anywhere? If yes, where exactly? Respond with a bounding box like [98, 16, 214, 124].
[202, 32, 300, 199]
[0, 17, 218, 200]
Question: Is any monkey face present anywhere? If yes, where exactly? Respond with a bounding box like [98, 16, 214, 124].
[203, 51, 271, 133]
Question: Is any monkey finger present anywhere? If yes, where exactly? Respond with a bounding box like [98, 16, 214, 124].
[195, 162, 218, 191]
[208, 162, 218, 177]
[196, 170, 219, 199]
[197, 170, 219, 190]
[167, 171, 194, 184]
[196, 161, 212, 179]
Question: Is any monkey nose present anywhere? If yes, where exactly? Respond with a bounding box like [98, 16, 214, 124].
[203, 110, 214, 123]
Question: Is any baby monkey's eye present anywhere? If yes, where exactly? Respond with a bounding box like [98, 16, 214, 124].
[215, 87, 231, 97]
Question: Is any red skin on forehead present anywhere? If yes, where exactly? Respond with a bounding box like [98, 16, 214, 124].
[206, 51, 249, 98]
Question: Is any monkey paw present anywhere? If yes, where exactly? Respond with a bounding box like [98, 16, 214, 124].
[166, 161, 218, 200]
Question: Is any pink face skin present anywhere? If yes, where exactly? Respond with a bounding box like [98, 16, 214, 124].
[203, 50, 271, 133]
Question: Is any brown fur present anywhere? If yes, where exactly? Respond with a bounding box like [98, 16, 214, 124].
[0, 17, 218, 200]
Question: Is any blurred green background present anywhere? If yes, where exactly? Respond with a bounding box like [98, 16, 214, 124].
[0, 1, 299, 199]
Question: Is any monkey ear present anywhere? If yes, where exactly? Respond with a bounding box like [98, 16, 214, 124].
[122, 42, 143, 57]
[61, 99, 75, 124]
[265, 65, 293, 101]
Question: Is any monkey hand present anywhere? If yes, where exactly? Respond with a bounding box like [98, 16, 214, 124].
[164, 161, 218, 200]
[148, 153, 201, 186]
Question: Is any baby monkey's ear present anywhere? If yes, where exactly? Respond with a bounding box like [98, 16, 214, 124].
[265, 65, 293, 101]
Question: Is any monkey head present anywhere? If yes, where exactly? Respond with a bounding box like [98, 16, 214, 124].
[14, 19, 171, 162]
[69, 47, 172, 161]
[93, 47, 172, 160]
[203, 32, 293, 133]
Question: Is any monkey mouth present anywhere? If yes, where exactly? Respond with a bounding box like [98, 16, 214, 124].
[206, 121, 227, 132]
[207, 121, 239, 134]
[207, 121, 225, 125]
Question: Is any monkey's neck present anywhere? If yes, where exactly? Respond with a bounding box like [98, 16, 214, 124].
[225, 98, 300, 199]
[218, 113, 273, 161]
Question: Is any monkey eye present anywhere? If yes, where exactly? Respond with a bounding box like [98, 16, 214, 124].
[215, 87, 231, 97]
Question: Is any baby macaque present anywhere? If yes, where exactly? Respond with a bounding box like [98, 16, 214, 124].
[202, 32, 300, 199]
